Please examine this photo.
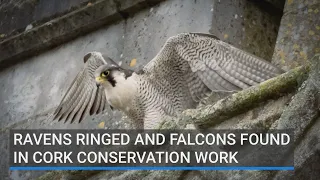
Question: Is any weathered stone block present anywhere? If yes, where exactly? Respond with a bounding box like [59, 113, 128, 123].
[0, 0, 123, 69]
[272, 0, 320, 70]
[210, 0, 282, 60]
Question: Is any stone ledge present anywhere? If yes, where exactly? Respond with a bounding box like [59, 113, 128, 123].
[0, 0, 165, 70]
[0, 0, 97, 40]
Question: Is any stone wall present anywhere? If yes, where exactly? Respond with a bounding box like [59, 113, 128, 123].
[272, 0, 320, 70]
[0, 0, 92, 38]
[0, 0, 282, 130]
[0, 0, 285, 179]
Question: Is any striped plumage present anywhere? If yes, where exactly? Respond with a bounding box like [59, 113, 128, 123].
[52, 33, 284, 129]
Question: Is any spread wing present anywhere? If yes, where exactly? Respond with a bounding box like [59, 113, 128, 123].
[143, 33, 284, 103]
[52, 52, 112, 123]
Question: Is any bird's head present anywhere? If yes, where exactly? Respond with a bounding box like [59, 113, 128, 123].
[94, 64, 125, 87]
[83, 52, 134, 88]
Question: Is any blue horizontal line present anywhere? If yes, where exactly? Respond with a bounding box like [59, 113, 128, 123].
[10, 166, 294, 171]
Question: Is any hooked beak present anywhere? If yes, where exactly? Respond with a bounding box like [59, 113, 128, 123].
[95, 76, 104, 87]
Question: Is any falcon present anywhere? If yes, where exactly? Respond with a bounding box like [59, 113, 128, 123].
[52, 33, 284, 129]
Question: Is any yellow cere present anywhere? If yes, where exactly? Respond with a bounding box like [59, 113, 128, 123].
[96, 77, 103, 82]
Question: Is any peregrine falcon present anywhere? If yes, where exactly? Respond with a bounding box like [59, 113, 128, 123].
[52, 33, 284, 129]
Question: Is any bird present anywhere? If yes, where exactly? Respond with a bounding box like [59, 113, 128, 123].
[52, 33, 284, 129]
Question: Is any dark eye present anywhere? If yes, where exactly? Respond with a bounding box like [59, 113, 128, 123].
[101, 71, 109, 77]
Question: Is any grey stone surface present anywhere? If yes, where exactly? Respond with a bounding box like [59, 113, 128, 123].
[0, 0, 286, 179]
[272, 0, 320, 70]
[0, 0, 121, 68]
[0, 21, 125, 129]
[0, 0, 283, 134]
[122, 0, 213, 70]
[273, 117, 320, 180]
[210, 0, 282, 60]
[271, 55, 320, 179]
[0, 21, 131, 179]
[1, 0, 283, 135]
[0, 0, 92, 37]
[0, 0, 166, 69]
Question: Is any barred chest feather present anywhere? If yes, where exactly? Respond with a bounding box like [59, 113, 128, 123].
[102, 73, 139, 113]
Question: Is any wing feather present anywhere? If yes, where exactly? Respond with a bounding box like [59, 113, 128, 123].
[60, 73, 88, 121]
[187, 73, 211, 101]
[143, 33, 284, 103]
[78, 87, 97, 123]
[52, 52, 108, 123]
[98, 92, 107, 113]
[69, 81, 92, 123]
[90, 87, 103, 115]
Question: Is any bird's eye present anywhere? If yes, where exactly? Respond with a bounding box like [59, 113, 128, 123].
[101, 71, 109, 77]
